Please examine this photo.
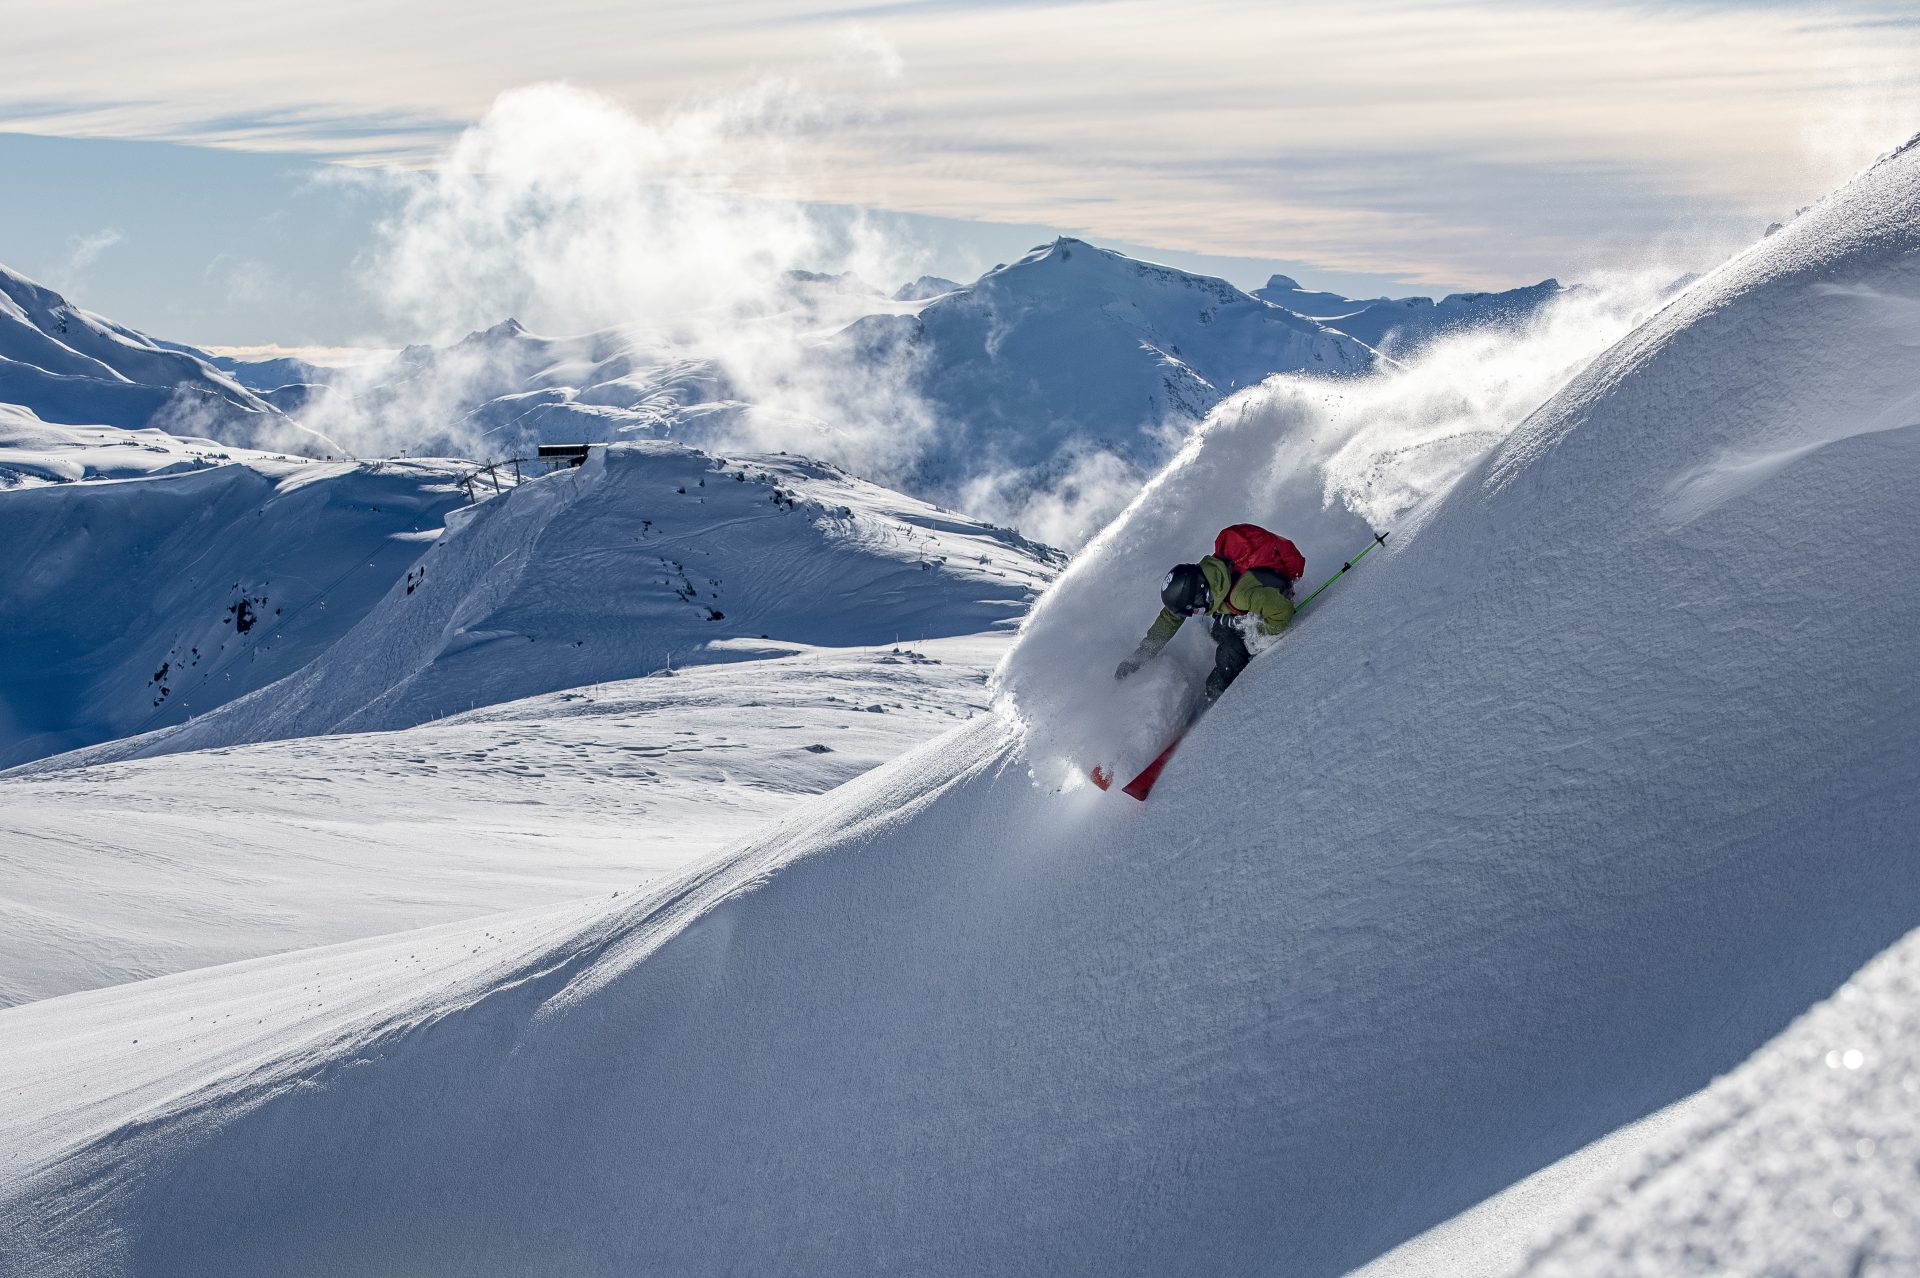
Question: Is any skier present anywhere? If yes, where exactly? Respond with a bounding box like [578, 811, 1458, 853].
[1114, 524, 1304, 703]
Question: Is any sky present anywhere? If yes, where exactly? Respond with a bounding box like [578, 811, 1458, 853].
[1, 0, 1916, 345]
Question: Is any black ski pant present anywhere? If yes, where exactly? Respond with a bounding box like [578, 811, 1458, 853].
[1205, 615, 1252, 703]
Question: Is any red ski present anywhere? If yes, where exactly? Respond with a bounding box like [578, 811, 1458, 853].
[1090, 721, 1196, 801]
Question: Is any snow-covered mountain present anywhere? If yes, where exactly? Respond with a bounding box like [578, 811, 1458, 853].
[1254, 271, 1563, 356]
[1251, 271, 1392, 318]
[235, 241, 1385, 529]
[12, 440, 1056, 770]
[3, 127, 1912, 1278]
[1324, 280, 1565, 355]
[892, 274, 961, 301]
[0, 264, 329, 452]
[311, 318, 733, 454]
[201, 351, 334, 394]
[839, 237, 1378, 481]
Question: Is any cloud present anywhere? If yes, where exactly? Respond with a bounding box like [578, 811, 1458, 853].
[2, 0, 1915, 290]
[302, 77, 940, 480]
[959, 447, 1150, 552]
[45, 227, 123, 292]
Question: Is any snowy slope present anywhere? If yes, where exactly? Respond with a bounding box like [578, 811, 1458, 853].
[11, 441, 1056, 769]
[0, 263, 327, 452]
[1514, 923, 1920, 1276]
[3, 141, 1916, 1277]
[0, 633, 1004, 1006]
[0, 453, 469, 769]
[0, 404, 293, 488]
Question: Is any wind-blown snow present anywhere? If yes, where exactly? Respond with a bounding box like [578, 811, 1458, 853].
[3, 138, 1916, 1278]
[996, 267, 1683, 783]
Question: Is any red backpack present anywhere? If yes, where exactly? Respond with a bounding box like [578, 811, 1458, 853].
[1214, 523, 1305, 583]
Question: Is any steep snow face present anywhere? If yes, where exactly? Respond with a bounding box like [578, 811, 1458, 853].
[6, 150, 1916, 1277]
[1514, 924, 1920, 1277]
[0, 264, 326, 452]
[18, 441, 1056, 769]
[0, 453, 468, 769]
[999, 266, 1677, 782]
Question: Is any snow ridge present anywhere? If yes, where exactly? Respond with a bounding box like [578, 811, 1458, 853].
[13, 441, 1057, 770]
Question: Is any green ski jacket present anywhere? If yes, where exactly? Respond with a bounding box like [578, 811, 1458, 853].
[1126, 555, 1295, 667]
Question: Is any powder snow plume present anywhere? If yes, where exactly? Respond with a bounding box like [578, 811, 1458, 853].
[994, 269, 1691, 787]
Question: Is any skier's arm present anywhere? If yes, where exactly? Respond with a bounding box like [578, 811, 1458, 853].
[1116, 607, 1184, 679]
[1235, 581, 1296, 637]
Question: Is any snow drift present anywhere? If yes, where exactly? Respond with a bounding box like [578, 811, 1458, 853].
[1514, 921, 1920, 1276]
[5, 140, 1919, 1277]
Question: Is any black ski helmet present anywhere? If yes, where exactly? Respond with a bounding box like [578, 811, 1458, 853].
[1161, 563, 1210, 616]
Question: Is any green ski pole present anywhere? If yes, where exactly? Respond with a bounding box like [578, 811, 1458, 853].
[1294, 530, 1389, 612]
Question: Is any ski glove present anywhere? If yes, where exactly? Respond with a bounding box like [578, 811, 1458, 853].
[1114, 657, 1143, 681]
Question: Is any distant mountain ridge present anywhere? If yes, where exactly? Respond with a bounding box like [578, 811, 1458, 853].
[208, 239, 1411, 521]
[840, 237, 1380, 486]
[0, 242, 1564, 544]
[0, 264, 334, 453]
[1254, 271, 1564, 355]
